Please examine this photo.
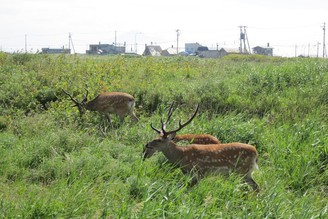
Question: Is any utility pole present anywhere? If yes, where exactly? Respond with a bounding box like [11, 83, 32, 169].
[69, 33, 75, 54]
[244, 26, 251, 54]
[322, 23, 327, 58]
[134, 32, 142, 53]
[239, 27, 243, 53]
[25, 34, 27, 53]
[176, 29, 180, 54]
[317, 42, 321, 57]
[114, 31, 117, 47]
[239, 26, 251, 54]
[295, 44, 298, 57]
[68, 33, 70, 50]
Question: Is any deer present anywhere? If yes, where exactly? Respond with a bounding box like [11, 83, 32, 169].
[62, 86, 138, 124]
[143, 104, 259, 191]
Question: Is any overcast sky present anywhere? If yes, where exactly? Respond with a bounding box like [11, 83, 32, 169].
[1, 0, 327, 57]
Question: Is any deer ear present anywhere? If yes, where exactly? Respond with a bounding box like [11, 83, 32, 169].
[167, 133, 176, 141]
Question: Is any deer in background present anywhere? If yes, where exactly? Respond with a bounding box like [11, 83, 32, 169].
[62, 86, 138, 124]
[143, 104, 259, 191]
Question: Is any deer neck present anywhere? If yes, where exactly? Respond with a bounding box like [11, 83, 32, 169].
[84, 100, 100, 112]
[161, 142, 186, 165]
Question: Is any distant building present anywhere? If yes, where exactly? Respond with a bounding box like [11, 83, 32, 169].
[142, 45, 162, 56]
[185, 43, 202, 55]
[197, 50, 220, 58]
[42, 48, 71, 54]
[161, 46, 177, 56]
[252, 44, 273, 56]
[86, 43, 125, 55]
[197, 48, 239, 58]
[197, 46, 209, 52]
[185, 42, 240, 58]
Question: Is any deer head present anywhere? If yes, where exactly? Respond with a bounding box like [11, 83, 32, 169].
[143, 103, 199, 159]
[62, 85, 89, 116]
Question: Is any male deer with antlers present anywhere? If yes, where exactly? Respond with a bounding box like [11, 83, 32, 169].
[143, 104, 259, 191]
[62, 86, 138, 124]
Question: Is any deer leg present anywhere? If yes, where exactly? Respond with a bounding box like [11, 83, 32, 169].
[119, 116, 125, 125]
[105, 113, 111, 124]
[244, 175, 259, 192]
[189, 176, 200, 187]
[128, 101, 138, 122]
[130, 112, 139, 122]
[183, 169, 202, 187]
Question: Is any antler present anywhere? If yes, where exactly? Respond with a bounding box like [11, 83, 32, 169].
[62, 89, 79, 105]
[150, 102, 175, 135]
[163, 102, 175, 129]
[150, 103, 200, 137]
[163, 104, 199, 137]
[150, 123, 162, 134]
[83, 84, 89, 102]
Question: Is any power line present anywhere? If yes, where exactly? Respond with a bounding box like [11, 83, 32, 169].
[250, 23, 320, 30]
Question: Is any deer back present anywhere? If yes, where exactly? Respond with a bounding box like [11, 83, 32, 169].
[173, 134, 221, 145]
[176, 143, 258, 175]
[85, 92, 135, 115]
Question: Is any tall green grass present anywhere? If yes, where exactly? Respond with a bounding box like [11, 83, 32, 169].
[0, 53, 327, 218]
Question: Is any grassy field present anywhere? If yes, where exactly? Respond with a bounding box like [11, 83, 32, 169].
[0, 52, 327, 218]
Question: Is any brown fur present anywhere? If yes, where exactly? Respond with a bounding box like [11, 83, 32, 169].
[85, 92, 138, 123]
[173, 134, 221, 145]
